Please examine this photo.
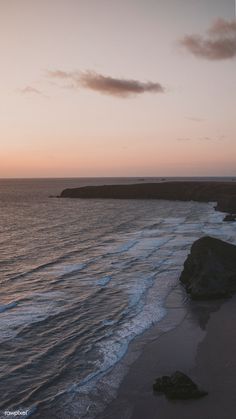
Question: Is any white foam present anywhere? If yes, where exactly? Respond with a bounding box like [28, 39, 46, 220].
[162, 217, 186, 224]
[61, 262, 87, 274]
[0, 301, 18, 313]
[102, 319, 116, 326]
[96, 275, 112, 286]
[105, 239, 139, 255]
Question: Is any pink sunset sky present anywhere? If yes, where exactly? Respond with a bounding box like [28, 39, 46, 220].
[0, 0, 235, 177]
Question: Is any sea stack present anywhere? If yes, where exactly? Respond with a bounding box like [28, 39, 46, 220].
[180, 236, 236, 299]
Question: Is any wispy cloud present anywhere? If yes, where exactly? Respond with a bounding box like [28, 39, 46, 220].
[180, 18, 236, 60]
[48, 70, 165, 97]
[199, 136, 212, 141]
[47, 70, 71, 79]
[19, 86, 45, 96]
[185, 116, 205, 122]
[177, 137, 192, 142]
[177, 135, 225, 142]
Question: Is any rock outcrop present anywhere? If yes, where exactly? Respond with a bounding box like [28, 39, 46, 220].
[180, 236, 236, 299]
[215, 195, 236, 214]
[153, 371, 207, 399]
[60, 181, 236, 214]
[223, 214, 236, 222]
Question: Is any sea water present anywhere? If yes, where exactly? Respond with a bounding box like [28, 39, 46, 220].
[0, 178, 236, 418]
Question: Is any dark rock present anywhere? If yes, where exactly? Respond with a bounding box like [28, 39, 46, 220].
[223, 214, 236, 222]
[180, 236, 236, 299]
[60, 181, 236, 214]
[215, 195, 236, 213]
[153, 371, 207, 399]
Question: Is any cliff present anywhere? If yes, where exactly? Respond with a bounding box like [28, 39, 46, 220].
[180, 236, 236, 299]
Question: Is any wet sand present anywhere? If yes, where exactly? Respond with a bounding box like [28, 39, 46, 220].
[98, 288, 236, 419]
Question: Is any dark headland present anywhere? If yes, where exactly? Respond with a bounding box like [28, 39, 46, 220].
[60, 181, 236, 214]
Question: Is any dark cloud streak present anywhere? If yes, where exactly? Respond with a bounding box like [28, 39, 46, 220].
[79, 71, 164, 97]
[177, 135, 225, 142]
[48, 70, 165, 97]
[180, 18, 236, 60]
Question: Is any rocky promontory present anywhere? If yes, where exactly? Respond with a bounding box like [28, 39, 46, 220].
[180, 236, 236, 299]
[60, 181, 236, 214]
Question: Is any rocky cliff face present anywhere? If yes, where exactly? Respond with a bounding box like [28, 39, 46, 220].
[180, 236, 236, 299]
[215, 195, 236, 213]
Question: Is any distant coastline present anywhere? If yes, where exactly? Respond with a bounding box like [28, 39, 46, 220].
[60, 181, 236, 214]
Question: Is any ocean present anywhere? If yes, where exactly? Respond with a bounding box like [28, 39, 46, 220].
[0, 177, 236, 419]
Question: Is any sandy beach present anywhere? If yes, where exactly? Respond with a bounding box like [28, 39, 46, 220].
[98, 287, 236, 419]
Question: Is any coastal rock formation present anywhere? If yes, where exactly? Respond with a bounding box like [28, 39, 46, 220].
[180, 236, 236, 299]
[60, 181, 236, 214]
[153, 371, 207, 399]
[215, 195, 236, 214]
[223, 214, 236, 222]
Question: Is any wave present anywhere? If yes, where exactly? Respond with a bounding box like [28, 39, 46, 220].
[96, 275, 112, 286]
[0, 301, 18, 313]
[60, 262, 88, 275]
[7, 247, 97, 283]
[105, 239, 139, 255]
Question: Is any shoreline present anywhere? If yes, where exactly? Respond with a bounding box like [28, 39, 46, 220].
[97, 288, 236, 419]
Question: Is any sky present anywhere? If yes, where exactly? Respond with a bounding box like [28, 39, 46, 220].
[0, 0, 235, 177]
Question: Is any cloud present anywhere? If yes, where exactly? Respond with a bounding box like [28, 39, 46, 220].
[19, 86, 44, 96]
[48, 70, 165, 97]
[177, 137, 192, 142]
[47, 70, 71, 79]
[185, 116, 205, 122]
[177, 135, 225, 142]
[79, 71, 165, 97]
[208, 19, 236, 36]
[198, 135, 226, 142]
[180, 18, 236, 60]
[199, 136, 212, 141]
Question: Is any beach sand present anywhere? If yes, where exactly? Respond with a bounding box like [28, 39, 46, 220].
[98, 287, 236, 419]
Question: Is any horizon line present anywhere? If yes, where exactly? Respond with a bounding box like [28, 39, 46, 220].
[1, 175, 236, 180]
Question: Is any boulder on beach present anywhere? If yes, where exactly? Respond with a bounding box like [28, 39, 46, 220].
[153, 371, 207, 399]
[180, 236, 236, 299]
